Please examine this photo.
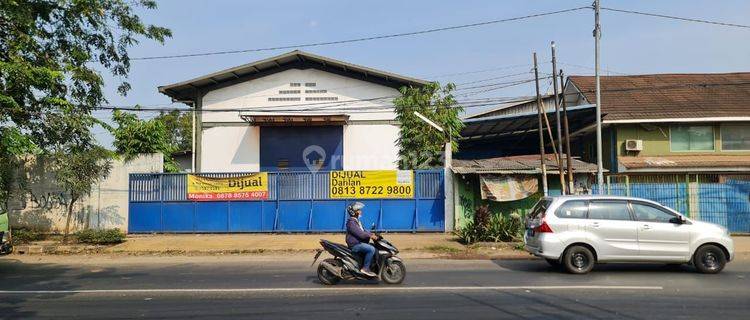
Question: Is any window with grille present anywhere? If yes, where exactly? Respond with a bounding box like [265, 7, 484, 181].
[279, 90, 301, 94]
[305, 97, 338, 101]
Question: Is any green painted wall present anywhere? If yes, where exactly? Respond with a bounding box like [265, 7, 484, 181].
[615, 122, 750, 156]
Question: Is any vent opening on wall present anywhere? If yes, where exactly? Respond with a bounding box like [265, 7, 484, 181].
[304, 82, 316, 87]
[290, 83, 301, 87]
[279, 90, 301, 94]
[269, 97, 301, 102]
[305, 97, 338, 101]
[305, 89, 327, 94]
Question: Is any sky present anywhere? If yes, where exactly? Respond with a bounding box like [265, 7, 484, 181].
[94, 0, 750, 147]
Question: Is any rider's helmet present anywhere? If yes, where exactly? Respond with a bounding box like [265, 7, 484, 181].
[347, 202, 365, 217]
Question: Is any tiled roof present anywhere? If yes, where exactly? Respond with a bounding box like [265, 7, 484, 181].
[452, 154, 599, 174]
[618, 155, 750, 172]
[568, 73, 750, 121]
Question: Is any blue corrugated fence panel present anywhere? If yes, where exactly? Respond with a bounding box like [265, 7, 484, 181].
[129, 202, 162, 233]
[381, 200, 416, 230]
[229, 201, 264, 232]
[162, 202, 195, 232]
[277, 201, 311, 231]
[311, 200, 347, 231]
[417, 199, 445, 231]
[726, 180, 750, 233]
[195, 202, 229, 232]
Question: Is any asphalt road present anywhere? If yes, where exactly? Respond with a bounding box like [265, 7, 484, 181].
[1, 254, 749, 319]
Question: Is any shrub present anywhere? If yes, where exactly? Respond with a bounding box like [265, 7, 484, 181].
[75, 228, 126, 245]
[455, 209, 525, 244]
[11, 229, 45, 244]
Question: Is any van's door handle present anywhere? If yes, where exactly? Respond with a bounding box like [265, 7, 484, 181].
[590, 222, 600, 228]
[642, 224, 652, 230]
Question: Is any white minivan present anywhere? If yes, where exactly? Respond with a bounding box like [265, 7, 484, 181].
[524, 196, 734, 274]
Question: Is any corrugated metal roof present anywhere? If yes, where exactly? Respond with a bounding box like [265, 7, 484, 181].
[158, 50, 429, 101]
[452, 154, 600, 174]
[619, 155, 750, 172]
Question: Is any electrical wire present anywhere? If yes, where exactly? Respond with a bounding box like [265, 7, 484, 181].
[602, 7, 750, 29]
[130, 7, 590, 61]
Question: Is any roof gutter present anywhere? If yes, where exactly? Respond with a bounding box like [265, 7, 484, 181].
[604, 117, 750, 124]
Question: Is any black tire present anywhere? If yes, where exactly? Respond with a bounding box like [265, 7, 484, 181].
[545, 258, 561, 267]
[381, 260, 406, 284]
[693, 245, 727, 274]
[317, 260, 341, 285]
[563, 245, 595, 274]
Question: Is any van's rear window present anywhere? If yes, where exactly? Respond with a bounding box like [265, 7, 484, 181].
[529, 199, 552, 219]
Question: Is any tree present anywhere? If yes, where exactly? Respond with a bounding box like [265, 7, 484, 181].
[0, 127, 38, 215]
[0, 0, 171, 208]
[393, 82, 464, 169]
[48, 144, 112, 242]
[111, 109, 180, 172]
[154, 110, 193, 152]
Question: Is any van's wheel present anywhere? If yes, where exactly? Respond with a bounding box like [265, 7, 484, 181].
[693, 245, 727, 274]
[563, 245, 595, 274]
[317, 260, 341, 285]
[381, 260, 406, 284]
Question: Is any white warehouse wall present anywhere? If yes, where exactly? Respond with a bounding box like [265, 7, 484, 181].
[199, 68, 403, 172]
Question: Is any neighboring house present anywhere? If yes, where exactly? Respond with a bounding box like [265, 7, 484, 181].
[565, 73, 750, 175]
[564, 73, 750, 232]
[158, 50, 427, 172]
[451, 155, 598, 228]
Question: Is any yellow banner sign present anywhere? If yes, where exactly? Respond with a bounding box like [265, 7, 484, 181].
[187, 173, 268, 201]
[329, 170, 414, 199]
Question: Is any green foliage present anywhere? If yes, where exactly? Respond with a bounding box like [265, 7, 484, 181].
[47, 144, 113, 242]
[111, 110, 180, 172]
[455, 206, 525, 244]
[10, 228, 45, 245]
[154, 110, 193, 153]
[0, 0, 171, 213]
[74, 228, 125, 245]
[394, 82, 464, 169]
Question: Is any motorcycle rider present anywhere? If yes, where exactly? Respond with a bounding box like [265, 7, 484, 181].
[345, 202, 378, 277]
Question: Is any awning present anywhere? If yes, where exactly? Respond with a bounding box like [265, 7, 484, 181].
[618, 155, 750, 173]
[452, 154, 601, 174]
[239, 114, 349, 126]
[461, 104, 596, 141]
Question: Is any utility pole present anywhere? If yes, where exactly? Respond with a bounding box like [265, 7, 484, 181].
[533, 52, 548, 196]
[560, 70, 575, 194]
[551, 41, 566, 195]
[593, 0, 604, 193]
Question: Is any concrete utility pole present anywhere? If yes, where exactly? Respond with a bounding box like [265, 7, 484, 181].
[551, 41, 566, 195]
[560, 70, 575, 194]
[533, 52, 549, 196]
[593, 0, 604, 193]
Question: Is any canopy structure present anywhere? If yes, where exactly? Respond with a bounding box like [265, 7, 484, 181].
[458, 104, 597, 159]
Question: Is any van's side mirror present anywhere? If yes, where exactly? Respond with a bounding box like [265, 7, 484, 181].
[669, 216, 686, 224]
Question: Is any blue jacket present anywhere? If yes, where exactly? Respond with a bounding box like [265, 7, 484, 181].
[345, 217, 371, 248]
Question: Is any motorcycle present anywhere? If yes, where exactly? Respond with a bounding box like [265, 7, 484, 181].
[312, 225, 406, 285]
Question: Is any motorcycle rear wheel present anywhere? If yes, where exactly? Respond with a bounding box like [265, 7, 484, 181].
[317, 259, 341, 285]
[381, 260, 406, 284]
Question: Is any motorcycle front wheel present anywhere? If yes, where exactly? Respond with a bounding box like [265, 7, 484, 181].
[381, 260, 406, 284]
[317, 259, 341, 285]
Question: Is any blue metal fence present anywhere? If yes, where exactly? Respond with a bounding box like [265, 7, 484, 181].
[128, 170, 445, 233]
[593, 174, 750, 233]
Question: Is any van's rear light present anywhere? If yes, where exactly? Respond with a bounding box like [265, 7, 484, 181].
[534, 220, 554, 233]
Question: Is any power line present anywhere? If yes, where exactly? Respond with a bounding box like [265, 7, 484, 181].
[130, 7, 590, 61]
[602, 7, 750, 29]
